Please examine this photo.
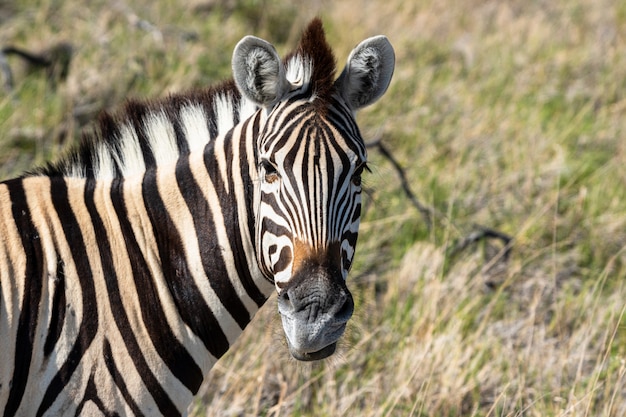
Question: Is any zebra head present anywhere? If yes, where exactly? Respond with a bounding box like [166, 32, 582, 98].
[233, 20, 394, 361]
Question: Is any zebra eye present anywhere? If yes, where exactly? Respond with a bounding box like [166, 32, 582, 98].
[260, 160, 280, 184]
[351, 163, 368, 187]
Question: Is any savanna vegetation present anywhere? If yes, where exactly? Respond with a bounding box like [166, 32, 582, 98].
[1, 0, 624, 415]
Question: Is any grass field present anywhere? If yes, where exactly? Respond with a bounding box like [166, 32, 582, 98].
[1, 0, 625, 415]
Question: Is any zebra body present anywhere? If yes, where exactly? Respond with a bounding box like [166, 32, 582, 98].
[0, 19, 394, 416]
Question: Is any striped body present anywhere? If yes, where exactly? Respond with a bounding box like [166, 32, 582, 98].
[0, 19, 394, 416]
[0, 109, 272, 415]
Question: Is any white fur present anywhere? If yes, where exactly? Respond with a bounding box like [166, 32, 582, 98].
[285, 55, 312, 90]
[180, 104, 211, 152]
[67, 164, 85, 179]
[93, 141, 116, 179]
[114, 124, 146, 177]
[144, 111, 179, 168]
[238, 95, 259, 121]
[213, 93, 236, 138]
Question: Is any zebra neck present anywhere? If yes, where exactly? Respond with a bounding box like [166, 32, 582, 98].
[109, 137, 273, 358]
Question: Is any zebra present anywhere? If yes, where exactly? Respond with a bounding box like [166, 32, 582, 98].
[0, 18, 394, 416]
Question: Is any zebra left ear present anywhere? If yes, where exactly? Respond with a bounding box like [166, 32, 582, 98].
[232, 36, 291, 108]
[335, 36, 395, 111]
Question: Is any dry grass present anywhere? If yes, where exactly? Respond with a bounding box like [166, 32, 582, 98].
[1, 0, 625, 416]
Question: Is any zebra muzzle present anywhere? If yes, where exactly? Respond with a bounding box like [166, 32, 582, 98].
[277, 266, 354, 361]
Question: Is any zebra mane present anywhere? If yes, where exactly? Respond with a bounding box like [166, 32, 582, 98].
[28, 80, 254, 179]
[283, 18, 337, 111]
[28, 18, 337, 180]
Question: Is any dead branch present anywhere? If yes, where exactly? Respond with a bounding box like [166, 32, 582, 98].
[1, 42, 73, 91]
[366, 139, 433, 229]
[447, 225, 513, 260]
[366, 136, 514, 273]
[0, 50, 12, 92]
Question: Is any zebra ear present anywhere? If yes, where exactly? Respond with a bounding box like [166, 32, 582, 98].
[232, 36, 290, 108]
[335, 35, 395, 110]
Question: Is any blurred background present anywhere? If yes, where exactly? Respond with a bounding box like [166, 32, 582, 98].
[1, 0, 625, 415]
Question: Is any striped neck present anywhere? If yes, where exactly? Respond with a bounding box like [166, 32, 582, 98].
[0, 109, 276, 414]
[107, 115, 275, 354]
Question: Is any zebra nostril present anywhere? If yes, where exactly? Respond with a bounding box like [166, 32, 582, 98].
[279, 289, 294, 311]
[335, 294, 354, 321]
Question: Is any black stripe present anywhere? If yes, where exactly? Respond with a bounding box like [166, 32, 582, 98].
[37, 177, 99, 417]
[85, 179, 181, 416]
[3, 178, 44, 417]
[205, 101, 219, 140]
[43, 258, 66, 356]
[244, 115, 263, 263]
[324, 126, 354, 239]
[161, 100, 190, 155]
[103, 339, 143, 417]
[261, 216, 291, 241]
[280, 130, 308, 237]
[75, 374, 119, 417]
[227, 148, 268, 306]
[231, 92, 242, 126]
[273, 246, 292, 274]
[92, 114, 122, 178]
[142, 164, 231, 358]
[328, 97, 363, 148]
[112, 174, 204, 395]
[176, 153, 251, 329]
[240, 114, 275, 285]
[261, 105, 309, 152]
[322, 131, 341, 239]
[207, 132, 267, 306]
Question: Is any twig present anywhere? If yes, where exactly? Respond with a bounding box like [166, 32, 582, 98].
[0, 50, 12, 92]
[0, 43, 73, 90]
[447, 225, 513, 260]
[366, 136, 514, 273]
[366, 139, 433, 229]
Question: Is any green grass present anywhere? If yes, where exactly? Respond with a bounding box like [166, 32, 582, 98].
[2, 0, 626, 415]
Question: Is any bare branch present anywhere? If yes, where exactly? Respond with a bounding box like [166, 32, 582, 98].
[0, 50, 12, 92]
[366, 136, 514, 274]
[447, 225, 513, 260]
[366, 139, 433, 229]
[1, 43, 73, 90]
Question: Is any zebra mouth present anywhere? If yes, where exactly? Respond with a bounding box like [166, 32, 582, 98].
[288, 342, 337, 361]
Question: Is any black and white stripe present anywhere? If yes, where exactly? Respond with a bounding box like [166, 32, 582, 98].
[0, 18, 394, 416]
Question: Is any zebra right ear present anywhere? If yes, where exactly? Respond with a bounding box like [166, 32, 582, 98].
[335, 35, 395, 111]
[232, 36, 290, 108]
